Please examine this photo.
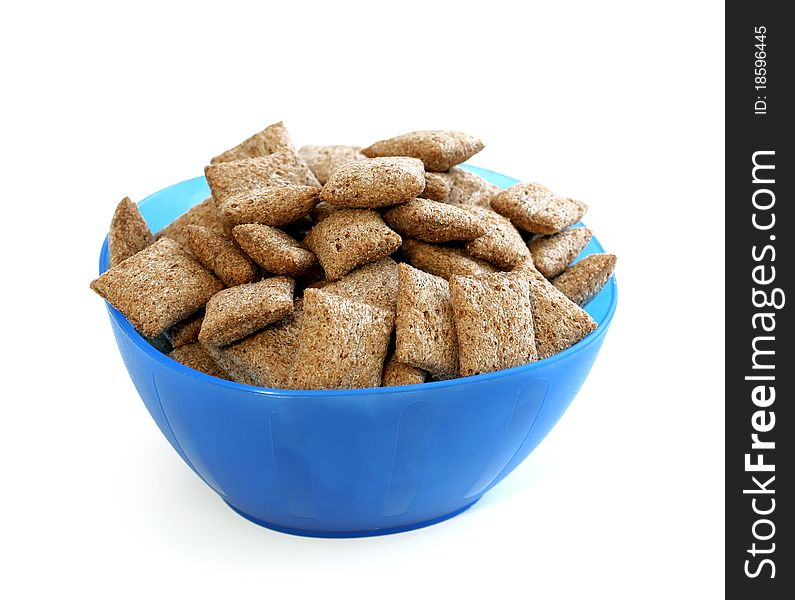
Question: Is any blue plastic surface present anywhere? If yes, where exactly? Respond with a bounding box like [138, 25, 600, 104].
[98, 166, 618, 537]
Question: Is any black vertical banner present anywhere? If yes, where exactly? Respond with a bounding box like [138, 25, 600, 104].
[726, 4, 792, 598]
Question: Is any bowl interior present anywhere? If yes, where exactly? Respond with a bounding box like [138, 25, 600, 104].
[99, 165, 617, 397]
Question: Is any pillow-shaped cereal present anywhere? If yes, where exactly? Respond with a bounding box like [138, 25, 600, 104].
[169, 343, 230, 380]
[552, 253, 617, 307]
[528, 227, 593, 278]
[384, 198, 485, 243]
[303, 209, 402, 280]
[218, 184, 320, 228]
[317, 257, 399, 311]
[464, 207, 530, 269]
[491, 182, 587, 235]
[440, 167, 502, 208]
[108, 197, 153, 267]
[319, 157, 425, 208]
[233, 224, 318, 277]
[419, 172, 452, 201]
[157, 197, 228, 249]
[298, 145, 366, 185]
[401, 239, 497, 280]
[185, 224, 258, 287]
[362, 130, 484, 172]
[382, 353, 427, 387]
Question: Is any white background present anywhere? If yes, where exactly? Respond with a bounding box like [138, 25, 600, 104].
[1, 1, 725, 598]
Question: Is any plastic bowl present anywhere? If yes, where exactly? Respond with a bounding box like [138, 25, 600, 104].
[99, 166, 617, 537]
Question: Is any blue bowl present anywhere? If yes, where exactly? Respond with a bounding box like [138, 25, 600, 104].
[99, 166, 617, 537]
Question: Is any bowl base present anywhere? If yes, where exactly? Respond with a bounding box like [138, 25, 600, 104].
[224, 500, 481, 538]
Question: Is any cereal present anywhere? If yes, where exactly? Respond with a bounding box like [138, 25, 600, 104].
[383, 198, 485, 243]
[185, 224, 258, 287]
[522, 270, 597, 359]
[310, 201, 339, 223]
[289, 288, 393, 389]
[164, 311, 204, 349]
[552, 253, 617, 306]
[491, 182, 588, 235]
[440, 167, 502, 208]
[317, 257, 399, 311]
[319, 157, 425, 208]
[450, 272, 537, 376]
[168, 343, 230, 380]
[205, 150, 319, 207]
[218, 184, 320, 228]
[528, 227, 593, 278]
[464, 206, 531, 269]
[419, 172, 452, 201]
[362, 130, 484, 172]
[157, 197, 228, 248]
[210, 121, 320, 187]
[199, 277, 295, 346]
[298, 145, 366, 185]
[382, 353, 427, 387]
[395, 264, 458, 379]
[232, 224, 318, 277]
[203, 302, 303, 388]
[401, 239, 497, 280]
[108, 197, 153, 267]
[303, 209, 402, 280]
[91, 238, 223, 338]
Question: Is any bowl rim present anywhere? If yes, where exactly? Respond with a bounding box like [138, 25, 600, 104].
[99, 166, 618, 398]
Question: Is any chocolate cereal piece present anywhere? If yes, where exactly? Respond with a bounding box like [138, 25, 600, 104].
[419, 172, 452, 201]
[552, 253, 617, 307]
[440, 167, 502, 208]
[395, 264, 458, 379]
[491, 182, 587, 235]
[528, 227, 593, 278]
[199, 277, 295, 346]
[204, 303, 303, 388]
[185, 224, 258, 287]
[205, 151, 319, 207]
[303, 209, 402, 280]
[218, 184, 320, 228]
[319, 257, 399, 311]
[289, 289, 393, 390]
[450, 272, 538, 376]
[310, 201, 339, 223]
[384, 198, 485, 243]
[157, 197, 228, 248]
[90, 238, 223, 338]
[169, 343, 230, 380]
[382, 353, 427, 387]
[165, 311, 204, 349]
[464, 207, 531, 269]
[362, 130, 484, 172]
[523, 270, 597, 359]
[401, 239, 497, 280]
[319, 157, 425, 208]
[211, 121, 295, 164]
[298, 145, 366, 185]
[232, 224, 318, 277]
[108, 197, 154, 268]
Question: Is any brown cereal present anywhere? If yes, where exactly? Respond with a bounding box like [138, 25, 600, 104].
[362, 130, 484, 172]
[289, 288, 394, 389]
[199, 277, 295, 346]
[318, 257, 399, 311]
[401, 239, 497, 280]
[211, 121, 295, 163]
[440, 167, 502, 208]
[218, 184, 320, 228]
[552, 253, 617, 306]
[395, 264, 458, 379]
[108, 197, 154, 267]
[298, 145, 367, 185]
[528, 227, 593, 278]
[319, 157, 425, 208]
[165, 311, 204, 349]
[157, 197, 228, 248]
[384, 198, 485, 243]
[419, 172, 452, 201]
[382, 353, 427, 387]
[303, 209, 402, 280]
[233, 224, 318, 277]
[491, 182, 588, 235]
[204, 303, 303, 388]
[169, 343, 231, 380]
[205, 150, 319, 207]
[90, 238, 223, 338]
[310, 201, 340, 223]
[464, 206, 531, 269]
[185, 224, 258, 287]
[450, 272, 537, 376]
[522, 270, 597, 358]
